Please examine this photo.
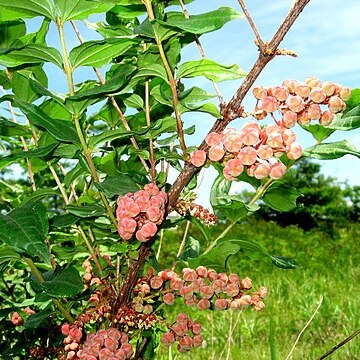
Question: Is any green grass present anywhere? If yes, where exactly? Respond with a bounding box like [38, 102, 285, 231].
[155, 219, 360, 359]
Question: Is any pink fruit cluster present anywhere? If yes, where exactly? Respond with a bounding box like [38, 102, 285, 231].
[253, 77, 350, 126]
[78, 328, 133, 360]
[116, 183, 167, 242]
[136, 267, 267, 313]
[175, 199, 218, 226]
[190, 122, 301, 181]
[161, 313, 204, 353]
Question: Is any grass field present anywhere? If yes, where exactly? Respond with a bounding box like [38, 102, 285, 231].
[155, 219, 360, 359]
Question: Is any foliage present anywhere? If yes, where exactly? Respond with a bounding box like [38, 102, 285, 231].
[0, 1, 359, 359]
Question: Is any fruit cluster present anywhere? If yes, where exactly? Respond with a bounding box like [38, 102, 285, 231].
[161, 313, 204, 353]
[175, 199, 218, 226]
[136, 267, 267, 313]
[62, 326, 133, 360]
[253, 77, 350, 126]
[116, 183, 167, 242]
[190, 122, 301, 181]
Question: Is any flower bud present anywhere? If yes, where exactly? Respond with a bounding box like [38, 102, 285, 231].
[322, 81, 336, 96]
[257, 145, 273, 160]
[223, 159, 244, 180]
[241, 277, 252, 290]
[182, 268, 198, 282]
[225, 283, 240, 297]
[339, 86, 351, 101]
[191, 322, 202, 335]
[305, 76, 322, 88]
[161, 332, 176, 346]
[254, 301, 266, 311]
[223, 133, 243, 153]
[193, 334, 204, 348]
[307, 103, 321, 120]
[287, 143, 302, 160]
[271, 86, 289, 102]
[150, 276, 163, 290]
[297, 110, 310, 126]
[214, 298, 229, 310]
[196, 266, 208, 278]
[163, 292, 176, 305]
[282, 79, 298, 93]
[197, 298, 211, 311]
[199, 285, 214, 300]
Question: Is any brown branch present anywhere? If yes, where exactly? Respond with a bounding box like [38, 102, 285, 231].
[116, 0, 310, 307]
[317, 329, 360, 360]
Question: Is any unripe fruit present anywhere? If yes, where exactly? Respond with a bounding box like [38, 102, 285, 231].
[271, 85, 289, 101]
[297, 110, 310, 126]
[214, 298, 229, 310]
[199, 285, 214, 299]
[205, 132, 223, 147]
[254, 301, 266, 311]
[182, 268, 198, 282]
[328, 95, 346, 113]
[208, 145, 225, 161]
[307, 103, 321, 120]
[150, 276, 163, 290]
[163, 292, 176, 305]
[309, 87, 327, 103]
[339, 86, 351, 101]
[228, 273, 241, 285]
[223, 134, 243, 153]
[161, 332, 176, 346]
[294, 83, 311, 98]
[269, 162, 286, 179]
[286, 95, 305, 113]
[207, 269, 218, 282]
[266, 131, 283, 149]
[261, 96, 279, 113]
[223, 159, 244, 180]
[282, 79, 298, 93]
[257, 145, 273, 160]
[193, 334, 204, 348]
[191, 322, 202, 335]
[287, 143, 302, 160]
[172, 322, 188, 337]
[225, 283, 240, 297]
[179, 335, 193, 350]
[197, 298, 211, 311]
[319, 110, 335, 126]
[241, 277, 253, 290]
[305, 76, 322, 88]
[238, 146, 257, 165]
[282, 129, 296, 146]
[190, 150, 207, 167]
[252, 85, 267, 100]
[196, 266, 208, 278]
[281, 110, 297, 128]
[241, 129, 259, 146]
[322, 81, 336, 96]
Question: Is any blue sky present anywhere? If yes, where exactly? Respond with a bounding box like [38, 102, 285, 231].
[15, 1, 360, 206]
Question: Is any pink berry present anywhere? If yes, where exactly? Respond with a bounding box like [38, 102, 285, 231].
[212, 279, 226, 293]
[150, 276, 163, 289]
[161, 332, 175, 346]
[196, 266, 208, 278]
[282, 79, 298, 93]
[328, 95, 346, 113]
[319, 110, 335, 126]
[286, 95, 305, 113]
[322, 81, 336, 96]
[205, 132, 222, 147]
[197, 298, 210, 311]
[208, 145, 225, 162]
[182, 268, 198, 282]
[190, 150, 207, 167]
[271, 85, 289, 102]
[257, 145, 273, 160]
[287, 143, 302, 160]
[225, 283, 240, 297]
[228, 273, 241, 285]
[305, 76, 322, 88]
[241, 277, 252, 290]
[191, 322, 202, 335]
[238, 146, 257, 166]
[261, 96, 279, 113]
[179, 335, 193, 350]
[163, 292, 176, 305]
[223, 158, 244, 180]
[172, 322, 188, 337]
[307, 103, 321, 120]
[214, 298, 228, 310]
[223, 133, 243, 153]
[294, 83, 311, 98]
[339, 86, 351, 101]
[269, 162, 286, 179]
[199, 285, 214, 299]
[281, 110, 297, 128]
[193, 334, 204, 348]
[252, 85, 267, 100]
[309, 87, 327, 103]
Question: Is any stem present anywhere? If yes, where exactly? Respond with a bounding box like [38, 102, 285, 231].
[143, 0, 187, 155]
[171, 220, 191, 270]
[145, 80, 156, 181]
[24, 258, 75, 323]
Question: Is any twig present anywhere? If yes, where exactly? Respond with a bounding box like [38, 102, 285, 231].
[145, 80, 156, 182]
[285, 295, 324, 360]
[237, 0, 264, 47]
[171, 220, 191, 270]
[317, 328, 360, 360]
[178, 0, 224, 104]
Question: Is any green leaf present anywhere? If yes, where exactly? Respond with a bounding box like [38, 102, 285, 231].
[215, 198, 251, 223]
[42, 266, 83, 297]
[0, 0, 55, 21]
[301, 124, 334, 143]
[179, 101, 220, 118]
[328, 105, 360, 131]
[53, 0, 114, 22]
[68, 65, 136, 100]
[177, 59, 247, 82]
[159, 7, 243, 35]
[178, 236, 200, 261]
[0, 244, 21, 264]
[69, 37, 135, 68]
[123, 93, 144, 109]
[21, 189, 59, 205]
[0, 117, 30, 137]
[130, 63, 168, 83]
[344, 88, 360, 112]
[0, 202, 50, 264]
[96, 173, 138, 198]
[270, 255, 300, 269]
[303, 140, 360, 160]
[263, 181, 301, 212]
[14, 100, 79, 143]
[0, 19, 26, 48]
[66, 204, 105, 218]
[210, 174, 231, 208]
[51, 213, 79, 228]
[24, 310, 53, 329]
[179, 86, 216, 104]
[0, 44, 63, 68]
